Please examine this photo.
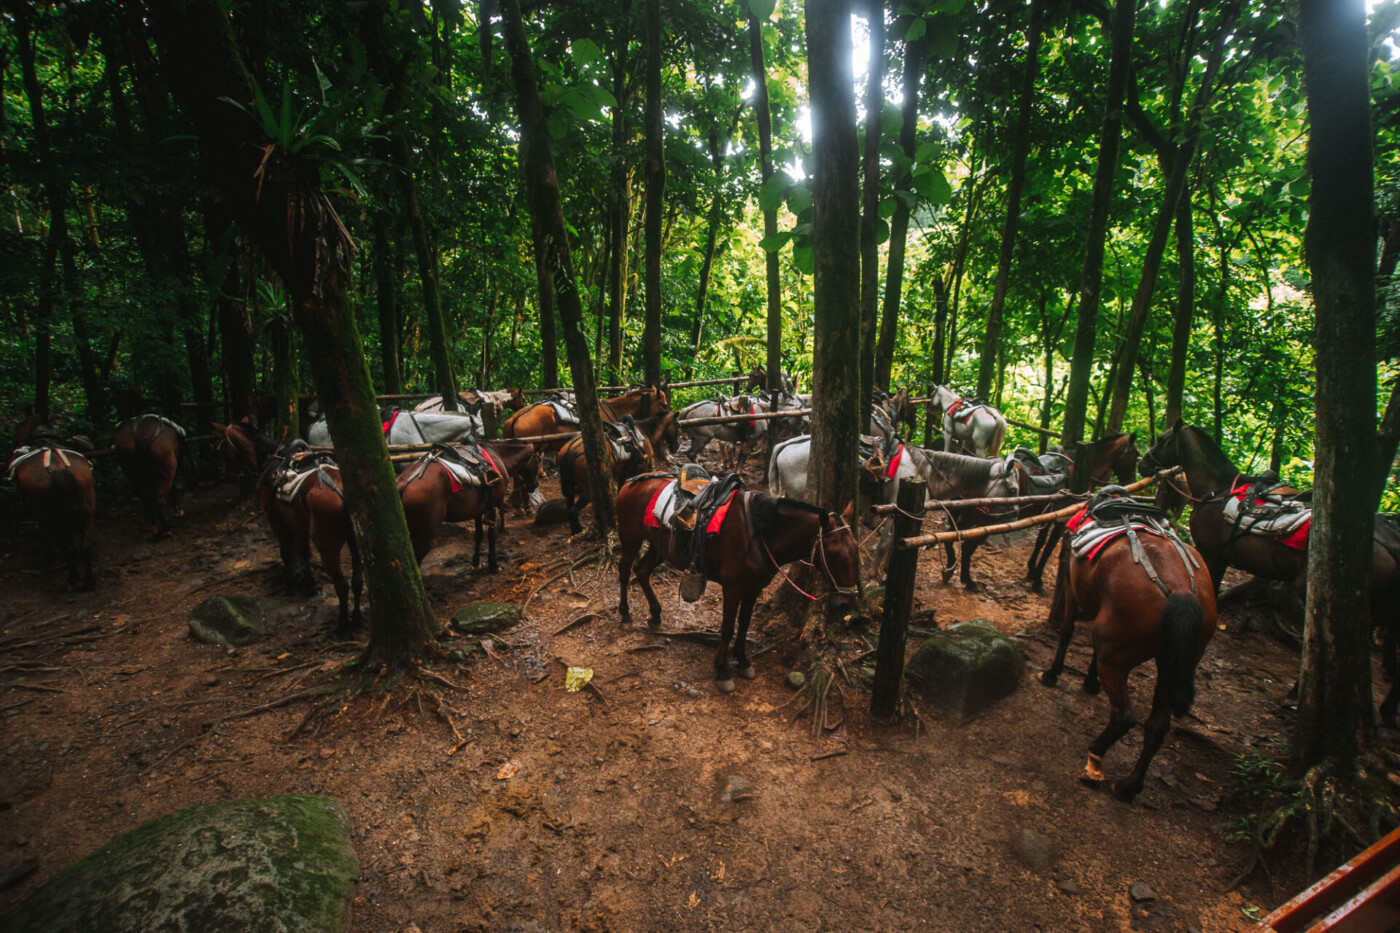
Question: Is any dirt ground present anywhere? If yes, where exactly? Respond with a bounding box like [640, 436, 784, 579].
[1, 440, 1394, 932]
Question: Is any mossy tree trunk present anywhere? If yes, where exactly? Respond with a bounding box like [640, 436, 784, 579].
[502, 0, 617, 534]
[146, 0, 440, 666]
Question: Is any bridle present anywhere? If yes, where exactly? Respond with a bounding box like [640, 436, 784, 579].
[758, 510, 861, 600]
[1139, 428, 1217, 504]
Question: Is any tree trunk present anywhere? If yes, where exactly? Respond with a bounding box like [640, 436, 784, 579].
[372, 212, 403, 394]
[532, 217, 560, 389]
[687, 194, 722, 377]
[874, 35, 924, 391]
[805, 0, 861, 513]
[1060, 0, 1134, 449]
[859, 0, 885, 431]
[501, 0, 617, 534]
[208, 209, 255, 420]
[642, 0, 664, 389]
[1163, 192, 1194, 427]
[147, 0, 440, 666]
[748, 5, 784, 400]
[976, 0, 1042, 399]
[1295, 0, 1377, 767]
[944, 173, 987, 382]
[270, 315, 300, 442]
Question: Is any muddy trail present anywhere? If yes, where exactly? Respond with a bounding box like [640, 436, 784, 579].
[0, 443, 1389, 932]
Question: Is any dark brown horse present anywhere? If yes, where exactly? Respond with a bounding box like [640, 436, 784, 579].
[1139, 420, 1400, 724]
[397, 440, 540, 570]
[8, 442, 97, 590]
[1025, 434, 1143, 591]
[114, 414, 185, 536]
[258, 447, 362, 635]
[1040, 521, 1217, 802]
[617, 476, 861, 692]
[212, 418, 279, 498]
[559, 411, 680, 534]
[745, 364, 796, 393]
[502, 386, 669, 449]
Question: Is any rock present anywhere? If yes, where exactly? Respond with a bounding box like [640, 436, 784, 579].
[533, 498, 571, 525]
[909, 607, 938, 630]
[1056, 879, 1084, 896]
[1, 795, 358, 933]
[720, 776, 753, 803]
[450, 602, 522, 635]
[187, 595, 266, 646]
[785, 671, 806, 690]
[1129, 881, 1157, 903]
[1010, 827, 1054, 872]
[905, 619, 1024, 718]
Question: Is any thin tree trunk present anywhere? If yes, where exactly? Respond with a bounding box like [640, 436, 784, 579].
[806, 0, 861, 513]
[608, 53, 630, 384]
[748, 5, 784, 400]
[977, 0, 1042, 399]
[944, 173, 986, 383]
[1164, 191, 1194, 427]
[372, 212, 403, 394]
[533, 216, 559, 389]
[642, 0, 663, 389]
[148, 0, 440, 666]
[1296, 0, 1377, 767]
[208, 209, 255, 420]
[874, 35, 924, 390]
[501, 0, 616, 533]
[859, 0, 885, 432]
[1061, 0, 1135, 449]
[687, 194, 722, 378]
[270, 315, 300, 442]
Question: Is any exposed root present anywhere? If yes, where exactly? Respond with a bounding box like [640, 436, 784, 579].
[521, 546, 604, 620]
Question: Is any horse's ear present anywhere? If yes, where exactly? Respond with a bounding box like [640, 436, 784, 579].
[211, 420, 227, 432]
[1172, 418, 1184, 431]
[839, 501, 856, 526]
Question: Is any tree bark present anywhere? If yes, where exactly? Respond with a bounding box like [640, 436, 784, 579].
[1295, 0, 1377, 767]
[874, 35, 924, 391]
[501, 0, 617, 533]
[642, 0, 664, 389]
[859, 0, 885, 431]
[687, 193, 722, 377]
[1164, 192, 1194, 427]
[147, 0, 440, 666]
[976, 0, 1042, 399]
[806, 0, 861, 513]
[1061, 0, 1134, 449]
[372, 211, 403, 394]
[748, 6, 784, 400]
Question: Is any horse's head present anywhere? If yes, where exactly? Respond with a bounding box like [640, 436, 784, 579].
[986, 460, 1023, 521]
[513, 446, 544, 511]
[1116, 432, 1141, 484]
[504, 388, 527, 412]
[1138, 419, 1185, 478]
[14, 412, 51, 448]
[659, 411, 680, 454]
[746, 365, 766, 392]
[818, 506, 863, 605]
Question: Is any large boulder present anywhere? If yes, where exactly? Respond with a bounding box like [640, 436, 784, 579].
[906, 619, 1024, 718]
[1, 795, 359, 933]
[188, 595, 266, 646]
[451, 601, 522, 635]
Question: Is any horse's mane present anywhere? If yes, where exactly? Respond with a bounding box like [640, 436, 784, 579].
[751, 493, 827, 537]
[1172, 422, 1238, 470]
[914, 447, 997, 482]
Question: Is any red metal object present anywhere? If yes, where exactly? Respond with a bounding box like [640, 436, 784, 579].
[1261, 826, 1400, 932]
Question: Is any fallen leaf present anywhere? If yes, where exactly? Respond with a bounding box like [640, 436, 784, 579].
[496, 761, 520, 780]
[687, 892, 700, 909]
[565, 667, 594, 693]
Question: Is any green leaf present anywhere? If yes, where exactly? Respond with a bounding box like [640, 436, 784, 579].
[928, 15, 957, 58]
[793, 243, 814, 275]
[936, 0, 966, 13]
[904, 16, 927, 41]
[547, 112, 569, 140]
[915, 141, 938, 164]
[786, 184, 813, 215]
[758, 171, 792, 212]
[877, 217, 890, 245]
[758, 232, 793, 252]
[879, 197, 898, 219]
[572, 38, 603, 69]
[749, 0, 777, 20]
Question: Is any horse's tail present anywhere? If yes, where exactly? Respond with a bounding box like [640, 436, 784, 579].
[1158, 592, 1204, 717]
[49, 466, 86, 539]
[559, 445, 579, 505]
[767, 438, 788, 496]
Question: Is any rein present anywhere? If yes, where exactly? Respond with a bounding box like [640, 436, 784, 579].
[758, 514, 859, 600]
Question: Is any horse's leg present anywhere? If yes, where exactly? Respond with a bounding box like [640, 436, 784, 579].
[472, 514, 484, 568]
[1113, 673, 1173, 802]
[296, 533, 315, 594]
[733, 591, 759, 681]
[1040, 553, 1077, 687]
[1031, 524, 1065, 593]
[486, 507, 498, 573]
[941, 542, 957, 583]
[1082, 650, 1101, 694]
[1082, 654, 1135, 787]
[618, 537, 638, 625]
[715, 587, 739, 693]
[633, 543, 664, 629]
[688, 434, 709, 463]
[961, 540, 979, 591]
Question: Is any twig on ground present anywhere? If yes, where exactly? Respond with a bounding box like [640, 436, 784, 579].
[810, 748, 848, 761]
[521, 547, 602, 620]
[416, 666, 468, 692]
[204, 685, 339, 730]
[553, 612, 607, 637]
[1, 681, 65, 693]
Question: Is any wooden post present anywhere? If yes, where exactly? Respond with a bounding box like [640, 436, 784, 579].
[871, 478, 926, 719]
[1072, 440, 1096, 494]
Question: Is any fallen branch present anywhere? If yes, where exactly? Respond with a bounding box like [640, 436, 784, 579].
[416, 666, 468, 692]
[810, 748, 848, 762]
[553, 612, 607, 636]
[204, 685, 339, 730]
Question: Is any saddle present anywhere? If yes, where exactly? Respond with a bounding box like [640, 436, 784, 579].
[946, 396, 989, 425]
[1221, 471, 1311, 549]
[7, 443, 82, 480]
[411, 442, 501, 490]
[537, 393, 579, 426]
[379, 406, 401, 434]
[265, 447, 340, 503]
[603, 417, 648, 468]
[714, 396, 758, 437]
[628, 466, 744, 601]
[1009, 448, 1069, 494]
[1068, 487, 1197, 595]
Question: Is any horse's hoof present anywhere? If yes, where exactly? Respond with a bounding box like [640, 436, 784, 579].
[647, 615, 662, 630]
[739, 665, 757, 680]
[716, 679, 736, 694]
[619, 611, 632, 626]
[1110, 780, 1139, 803]
[1039, 671, 1058, 687]
[1081, 680, 1101, 696]
[964, 581, 979, 592]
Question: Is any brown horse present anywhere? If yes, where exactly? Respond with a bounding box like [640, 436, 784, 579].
[114, 414, 185, 536]
[258, 447, 362, 635]
[559, 411, 680, 534]
[212, 418, 279, 498]
[397, 440, 539, 570]
[502, 386, 670, 448]
[745, 365, 796, 393]
[1039, 519, 1217, 802]
[617, 476, 861, 692]
[8, 443, 97, 590]
[1139, 420, 1400, 724]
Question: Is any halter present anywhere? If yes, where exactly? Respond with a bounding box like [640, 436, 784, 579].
[758, 514, 860, 600]
[1140, 428, 1220, 503]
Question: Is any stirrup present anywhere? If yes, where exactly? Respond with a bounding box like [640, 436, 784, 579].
[679, 572, 707, 603]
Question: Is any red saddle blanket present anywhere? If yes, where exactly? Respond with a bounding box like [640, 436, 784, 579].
[1066, 508, 1178, 562]
[1229, 481, 1310, 550]
[382, 410, 401, 435]
[886, 444, 904, 478]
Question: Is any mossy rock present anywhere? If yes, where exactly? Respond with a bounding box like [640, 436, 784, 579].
[533, 497, 571, 525]
[188, 595, 266, 646]
[451, 601, 522, 635]
[1, 795, 358, 933]
[906, 619, 1024, 719]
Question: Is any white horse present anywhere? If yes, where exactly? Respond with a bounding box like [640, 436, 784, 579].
[307, 409, 483, 447]
[680, 395, 772, 471]
[929, 385, 1007, 457]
